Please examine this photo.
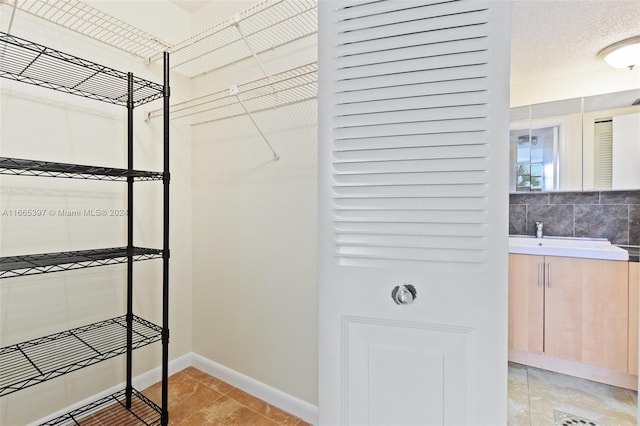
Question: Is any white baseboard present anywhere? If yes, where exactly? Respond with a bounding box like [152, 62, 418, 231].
[31, 352, 318, 426]
[30, 353, 192, 426]
[191, 352, 318, 425]
[132, 352, 192, 391]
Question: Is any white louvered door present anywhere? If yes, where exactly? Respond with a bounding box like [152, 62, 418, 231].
[318, 1, 510, 424]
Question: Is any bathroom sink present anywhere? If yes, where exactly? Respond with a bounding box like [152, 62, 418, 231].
[508, 236, 629, 261]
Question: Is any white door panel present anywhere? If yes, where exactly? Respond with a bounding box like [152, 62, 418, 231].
[346, 317, 473, 425]
[318, 0, 510, 424]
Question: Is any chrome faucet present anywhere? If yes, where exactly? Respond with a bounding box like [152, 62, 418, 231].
[535, 222, 543, 238]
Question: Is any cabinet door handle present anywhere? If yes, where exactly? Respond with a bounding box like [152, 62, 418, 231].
[547, 263, 552, 288]
[538, 263, 543, 288]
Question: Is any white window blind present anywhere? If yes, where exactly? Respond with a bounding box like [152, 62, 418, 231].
[594, 119, 613, 189]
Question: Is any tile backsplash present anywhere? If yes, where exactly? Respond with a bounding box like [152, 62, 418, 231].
[509, 190, 640, 246]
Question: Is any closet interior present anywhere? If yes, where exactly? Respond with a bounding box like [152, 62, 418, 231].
[0, 0, 318, 424]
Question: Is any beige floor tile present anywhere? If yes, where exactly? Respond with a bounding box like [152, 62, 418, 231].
[169, 382, 225, 422]
[225, 387, 303, 425]
[141, 368, 304, 425]
[508, 363, 531, 426]
[526, 366, 636, 426]
[80, 363, 639, 426]
[182, 366, 236, 395]
[177, 395, 278, 426]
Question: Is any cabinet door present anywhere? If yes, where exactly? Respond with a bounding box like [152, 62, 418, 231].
[629, 262, 638, 375]
[509, 254, 544, 354]
[544, 256, 628, 372]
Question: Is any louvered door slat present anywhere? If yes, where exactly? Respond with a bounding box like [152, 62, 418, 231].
[337, 52, 489, 81]
[336, 246, 485, 264]
[335, 104, 488, 127]
[333, 184, 487, 198]
[334, 197, 489, 211]
[337, 37, 488, 68]
[334, 158, 490, 174]
[331, 1, 495, 265]
[337, 7, 488, 43]
[335, 132, 488, 151]
[334, 118, 487, 139]
[336, 0, 449, 20]
[336, 24, 488, 57]
[335, 234, 486, 250]
[335, 64, 489, 92]
[335, 209, 486, 223]
[334, 221, 486, 237]
[334, 171, 488, 186]
[334, 144, 488, 161]
[335, 91, 488, 116]
[337, 38, 489, 69]
[335, 78, 488, 104]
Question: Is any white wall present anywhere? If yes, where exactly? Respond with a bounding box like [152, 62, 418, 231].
[0, 4, 193, 424]
[189, 1, 318, 406]
[511, 61, 640, 107]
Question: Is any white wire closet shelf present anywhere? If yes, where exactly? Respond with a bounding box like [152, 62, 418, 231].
[149, 0, 317, 78]
[148, 61, 317, 126]
[1, 0, 171, 59]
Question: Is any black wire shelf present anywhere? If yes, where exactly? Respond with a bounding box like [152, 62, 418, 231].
[0, 32, 164, 106]
[0, 157, 163, 181]
[41, 389, 161, 426]
[0, 315, 162, 397]
[40, 388, 161, 425]
[0, 247, 163, 279]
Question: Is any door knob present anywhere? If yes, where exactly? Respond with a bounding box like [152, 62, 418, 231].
[392, 284, 417, 305]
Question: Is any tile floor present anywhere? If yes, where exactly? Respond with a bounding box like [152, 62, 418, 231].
[141, 367, 310, 425]
[86, 362, 637, 425]
[508, 362, 638, 426]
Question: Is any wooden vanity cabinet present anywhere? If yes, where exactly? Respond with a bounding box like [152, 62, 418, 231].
[543, 256, 628, 372]
[629, 261, 639, 375]
[508, 254, 544, 354]
[509, 254, 629, 375]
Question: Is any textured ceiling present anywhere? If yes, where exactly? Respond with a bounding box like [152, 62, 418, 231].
[511, 0, 640, 85]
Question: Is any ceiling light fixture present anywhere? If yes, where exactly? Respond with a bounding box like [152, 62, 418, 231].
[598, 36, 640, 70]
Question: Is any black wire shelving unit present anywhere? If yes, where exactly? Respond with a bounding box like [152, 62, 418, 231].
[0, 157, 163, 181]
[40, 389, 162, 426]
[0, 315, 162, 397]
[0, 31, 171, 425]
[0, 32, 163, 106]
[0, 247, 163, 278]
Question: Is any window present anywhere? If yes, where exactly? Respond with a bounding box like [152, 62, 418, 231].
[510, 126, 559, 192]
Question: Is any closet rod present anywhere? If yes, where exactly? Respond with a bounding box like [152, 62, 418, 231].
[146, 62, 317, 122]
[186, 31, 316, 80]
[188, 81, 316, 126]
